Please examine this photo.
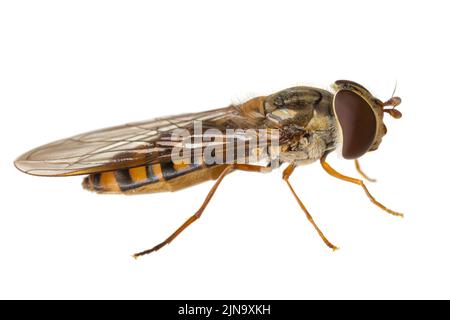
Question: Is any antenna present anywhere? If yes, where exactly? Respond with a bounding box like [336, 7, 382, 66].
[391, 81, 398, 109]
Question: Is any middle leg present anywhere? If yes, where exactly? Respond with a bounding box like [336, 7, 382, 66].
[282, 163, 338, 251]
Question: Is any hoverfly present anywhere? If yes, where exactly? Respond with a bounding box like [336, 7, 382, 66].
[15, 80, 403, 258]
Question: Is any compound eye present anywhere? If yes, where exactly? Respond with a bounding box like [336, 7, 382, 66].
[334, 90, 377, 159]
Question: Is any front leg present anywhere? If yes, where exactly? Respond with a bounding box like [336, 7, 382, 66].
[320, 154, 403, 218]
[354, 159, 377, 182]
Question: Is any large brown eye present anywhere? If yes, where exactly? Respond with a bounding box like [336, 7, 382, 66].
[334, 90, 377, 159]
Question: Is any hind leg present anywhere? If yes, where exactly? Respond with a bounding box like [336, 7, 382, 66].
[133, 164, 271, 258]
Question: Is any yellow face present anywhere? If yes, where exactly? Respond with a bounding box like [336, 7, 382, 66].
[368, 98, 388, 152]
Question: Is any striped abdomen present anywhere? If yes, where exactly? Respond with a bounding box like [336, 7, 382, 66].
[82, 162, 228, 194]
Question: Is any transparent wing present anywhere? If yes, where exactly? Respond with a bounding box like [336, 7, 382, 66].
[15, 105, 269, 176]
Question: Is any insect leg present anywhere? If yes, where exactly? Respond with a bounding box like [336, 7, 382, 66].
[132, 164, 271, 258]
[354, 159, 377, 182]
[320, 154, 403, 217]
[282, 163, 339, 251]
[233, 163, 272, 173]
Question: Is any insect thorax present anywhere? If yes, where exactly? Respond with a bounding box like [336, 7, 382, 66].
[263, 86, 338, 165]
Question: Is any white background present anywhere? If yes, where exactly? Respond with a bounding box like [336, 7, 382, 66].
[0, 0, 449, 299]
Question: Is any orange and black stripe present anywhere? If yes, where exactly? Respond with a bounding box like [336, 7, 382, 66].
[83, 161, 205, 193]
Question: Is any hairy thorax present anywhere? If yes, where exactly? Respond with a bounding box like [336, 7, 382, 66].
[263, 86, 337, 165]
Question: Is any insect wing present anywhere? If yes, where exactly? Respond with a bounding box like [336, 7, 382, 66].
[15, 106, 269, 176]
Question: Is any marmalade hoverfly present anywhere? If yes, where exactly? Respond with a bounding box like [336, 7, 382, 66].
[15, 80, 403, 258]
